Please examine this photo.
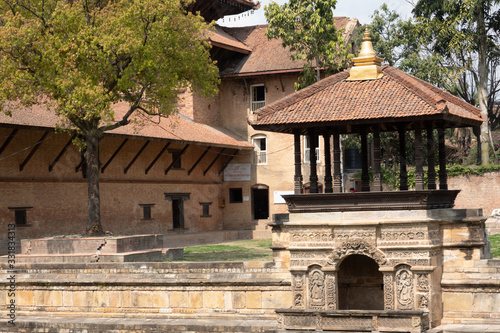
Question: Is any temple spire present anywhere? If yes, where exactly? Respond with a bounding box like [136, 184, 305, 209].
[347, 28, 384, 81]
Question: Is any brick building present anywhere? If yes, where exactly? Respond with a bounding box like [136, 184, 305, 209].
[0, 0, 360, 249]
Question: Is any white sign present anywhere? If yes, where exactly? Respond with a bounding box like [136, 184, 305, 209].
[274, 191, 294, 204]
[224, 163, 251, 181]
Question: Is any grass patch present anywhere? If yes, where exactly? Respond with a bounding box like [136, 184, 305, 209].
[177, 239, 273, 262]
[489, 234, 500, 258]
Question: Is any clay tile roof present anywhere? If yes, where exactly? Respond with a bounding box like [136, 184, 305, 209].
[248, 66, 484, 133]
[0, 102, 253, 150]
[220, 17, 360, 76]
[208, 26, 252, 54]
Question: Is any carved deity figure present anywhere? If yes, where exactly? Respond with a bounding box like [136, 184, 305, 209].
[396, 269, 413, 309]
[310, 271, 324, 301]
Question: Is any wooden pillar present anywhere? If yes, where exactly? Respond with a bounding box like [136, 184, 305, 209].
[294, 131, 303, 194]
[323, 132, 333, 193]
[415, 127, 424, 190]
[373, 127, 383, 191]
[473, 126, 482, 165]
[426, 124, 436, 190]
[333, 130, 342, 193]
[361, 129, 370, 192]
[438, 127, 448, 190]
[309, 133, 319, 193]
[399, 126, 408, 191]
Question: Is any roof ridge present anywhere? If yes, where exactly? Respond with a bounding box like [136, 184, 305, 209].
[252, 71, 349, 121]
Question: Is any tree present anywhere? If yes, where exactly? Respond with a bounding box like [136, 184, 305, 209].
[264, 0, 350, 89]
[0, 0, 219, 235]
[411, 0, 500, 164]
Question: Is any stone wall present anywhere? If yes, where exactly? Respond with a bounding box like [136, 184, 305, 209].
[0, 261, 292, 321]
[449, 171, 500, 216]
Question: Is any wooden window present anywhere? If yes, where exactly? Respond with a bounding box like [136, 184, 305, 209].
[229, 188, 243, 203]
[8, 207, 32, 226]
[139, 204, 155, 220]
[252, 135, 267, 165]
[200, 202, 212, 218]
[250, 84, 266, 112]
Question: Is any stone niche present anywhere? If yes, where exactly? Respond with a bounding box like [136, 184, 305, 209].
[274, 207, 488, 333]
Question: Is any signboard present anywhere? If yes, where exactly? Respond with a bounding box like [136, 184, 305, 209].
[224, 163, 251, 181]
[274, 191, 294, 204]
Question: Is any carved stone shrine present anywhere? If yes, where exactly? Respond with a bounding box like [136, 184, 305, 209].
[250, 30, 492, 332]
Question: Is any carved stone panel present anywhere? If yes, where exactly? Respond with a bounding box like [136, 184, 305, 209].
[329, 239, 387, 268]
[396, 266, 414, 310]
[289, 228, 334, 247]
[383, 273, 394, 310]
[325, 274, 337, 310]
[308, 267, 325, 309]
[292, 273, 305, 309]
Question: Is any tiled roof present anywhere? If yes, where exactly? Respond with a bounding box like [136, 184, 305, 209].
[219, 17, 359, 76]
[0, 102, 253, 149]
[208, 26, 252, 54]
[249, 66, 484, 132]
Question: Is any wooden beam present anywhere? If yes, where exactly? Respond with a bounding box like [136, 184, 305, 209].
[49, 134, 76, 172]
[101, 139, 128, 173]
[0, 128, 18, 156]
[188, 146, 211, 175]
[124, 141, 150, 174]
[165, 144, 190, 175]
[145, 142, 170, 174]
[218, 149, 239, 175]
[203, 148, 225, 176]
[20, 131, 50, 171]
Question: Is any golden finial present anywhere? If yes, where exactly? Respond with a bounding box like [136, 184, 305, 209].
[347, 28, 384, 81]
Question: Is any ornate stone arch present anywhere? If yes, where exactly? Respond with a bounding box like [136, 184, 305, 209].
[328, 238, 387, 269]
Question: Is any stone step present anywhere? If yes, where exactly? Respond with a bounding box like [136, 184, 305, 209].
[428, 323, 500, 333]
[21, 234, 163, 255]
[0, 315, 277, 333]
[12, 249, 165, 263]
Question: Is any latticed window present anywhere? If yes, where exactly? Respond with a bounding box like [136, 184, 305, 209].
[250, 85, 265, 112]
[252, 135, 267, 165]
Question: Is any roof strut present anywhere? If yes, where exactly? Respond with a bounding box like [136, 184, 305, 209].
[188, 146, 211, 175]
[203, 148, 225, 176]
[124, 140, 150, 174]
[101, 139, 128, 173]
[165, 144, 190, 175]
[218, 149, 239, 175]
[20, 131, 50, 171]
[0, 128, 19, 156]
[49, 134, 76, 172]
[145, 142, 170, 175]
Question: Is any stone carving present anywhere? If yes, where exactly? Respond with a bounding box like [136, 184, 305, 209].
[277, 313, 284, 328]
[309, 268, 325, 309]
[330, 239, 386, 265]
[418, 293, 429, 309]
[326, 275, 337, 310]
[290, 229, 334, 243]
[416, 274, 429, 291]
[383, 274, 394, 310]
[294, 293, 303, 307]
[380, 229, 426, 241]
[396, 268, 414, 310]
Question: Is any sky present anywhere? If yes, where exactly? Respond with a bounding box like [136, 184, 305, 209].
[217, 0, 415, 27]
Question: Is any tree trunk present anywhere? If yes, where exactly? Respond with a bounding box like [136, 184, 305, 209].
[478, 1, 490, 165]
[85, 130, 104, 235]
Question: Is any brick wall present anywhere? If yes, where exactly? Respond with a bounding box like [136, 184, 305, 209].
[449, 172, 500, 216]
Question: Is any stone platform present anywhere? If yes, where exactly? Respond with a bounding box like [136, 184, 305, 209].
[10, 234, 183, 263]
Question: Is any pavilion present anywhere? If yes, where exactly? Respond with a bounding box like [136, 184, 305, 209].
[248, 29, 483, 208]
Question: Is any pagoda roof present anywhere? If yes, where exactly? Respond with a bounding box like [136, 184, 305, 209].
[248, 65, 484, 134]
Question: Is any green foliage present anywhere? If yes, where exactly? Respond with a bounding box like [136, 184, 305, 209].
[447, 164, 500, 177]
[264, 0, 350, 89]
[0, 0, 219, 128]
[489, 234, 500, 258]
